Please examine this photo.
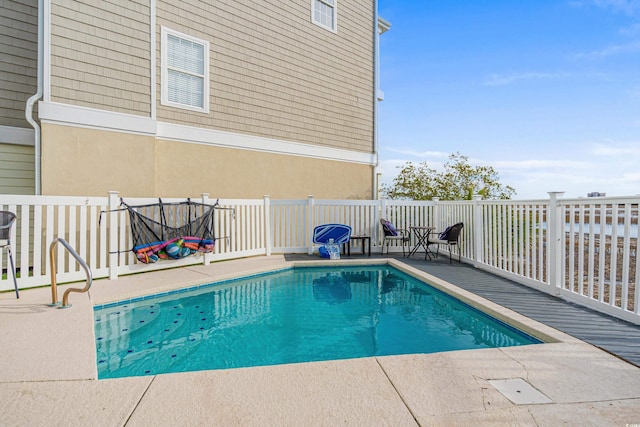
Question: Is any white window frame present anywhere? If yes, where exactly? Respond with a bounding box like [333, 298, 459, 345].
[161, 27, 210, 113]
[311, 0, 337, 33]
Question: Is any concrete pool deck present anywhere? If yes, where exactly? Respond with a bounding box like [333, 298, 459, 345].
[1, 255, 639, 426]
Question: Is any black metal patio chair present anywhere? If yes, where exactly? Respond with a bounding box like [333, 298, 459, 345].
[427, 222, 464, 264]
[0, 211, 19, 298]
[380, 219, 410, 256]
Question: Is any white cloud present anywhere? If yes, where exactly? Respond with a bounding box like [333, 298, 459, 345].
[376, 158, 414, 180]
[502, 166, 637, 198]
[377, 156, 448, 180]
[386, 148, 450, 158]
[489, 159, 592, 170]
[591, 0, 640, 15]
[621, 21, 640, 35]
[483, 72, 568, 86]
[621, 171, 640, 180]
[568, 1, 640, 60]
[591, 142, 640, 155]
[572, 40, 640, 59]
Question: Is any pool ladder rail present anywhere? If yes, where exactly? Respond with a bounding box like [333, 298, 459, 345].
[48, 237, 93, 309]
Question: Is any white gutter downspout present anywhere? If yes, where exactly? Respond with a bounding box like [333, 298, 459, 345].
[374, 10, 391, 200]
[373, 0, 379, 200]
[25, 0, 45, 195]
[150, 0, 156, 120]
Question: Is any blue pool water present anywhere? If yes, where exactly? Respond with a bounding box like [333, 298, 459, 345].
[94, 266, 541, 379]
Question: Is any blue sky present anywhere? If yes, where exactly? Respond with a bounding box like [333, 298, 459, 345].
[377, 0, 640, 199]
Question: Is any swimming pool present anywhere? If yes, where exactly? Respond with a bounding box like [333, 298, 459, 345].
[94, 265, 541, 379]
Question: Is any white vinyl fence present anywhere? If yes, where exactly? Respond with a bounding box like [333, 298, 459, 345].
[1, 191, 638, 324]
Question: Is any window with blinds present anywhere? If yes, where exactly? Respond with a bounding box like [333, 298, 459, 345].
[161, 27, 210, 113]
[312, 0, 337, 32]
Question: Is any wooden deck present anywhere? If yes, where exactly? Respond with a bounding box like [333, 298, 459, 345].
[287, 252, 640, 366]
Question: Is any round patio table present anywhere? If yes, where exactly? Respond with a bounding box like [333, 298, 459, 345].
[408, 226, 436, 259]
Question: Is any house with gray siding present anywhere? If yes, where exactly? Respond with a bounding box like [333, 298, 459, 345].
[1, 0, 390, 199]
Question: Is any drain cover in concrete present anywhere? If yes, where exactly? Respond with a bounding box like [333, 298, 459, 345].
[489, 378, 553, 405]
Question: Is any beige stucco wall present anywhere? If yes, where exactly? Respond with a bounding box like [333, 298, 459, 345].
[154, 139, 373, 199]
[40, 124, 156, 196]
[41, 124, 373, 199]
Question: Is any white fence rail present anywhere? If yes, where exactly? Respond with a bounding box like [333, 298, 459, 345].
[1, 191, 638, 324]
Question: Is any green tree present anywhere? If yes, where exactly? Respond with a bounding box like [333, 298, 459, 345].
[381, 153, 516, 200]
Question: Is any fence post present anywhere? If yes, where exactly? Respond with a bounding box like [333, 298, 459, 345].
[307, 195, 315, 255]
[548, 191, 565, 294]
[108, 191, 119, 280]
[473, 195, 483, 267]
[201, 193, 211, 265]
[432, 198, 440, 229]
[376, 198, 386, 249]
[264, 195, 272, 256]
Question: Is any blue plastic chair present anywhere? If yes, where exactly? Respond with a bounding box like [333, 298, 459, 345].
[312, 224, 352, 245]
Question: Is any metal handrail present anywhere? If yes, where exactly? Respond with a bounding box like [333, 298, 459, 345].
[49, 238, 93, 308]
